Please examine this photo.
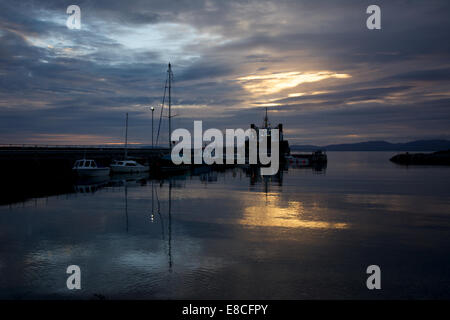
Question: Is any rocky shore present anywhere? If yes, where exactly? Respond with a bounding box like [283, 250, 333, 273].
[390, 150, 450, 165]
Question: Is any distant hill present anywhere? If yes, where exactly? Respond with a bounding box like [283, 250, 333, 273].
[291, 140, 450, 151]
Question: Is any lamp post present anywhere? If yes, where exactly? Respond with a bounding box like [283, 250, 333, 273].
[151, 106, 155, 148]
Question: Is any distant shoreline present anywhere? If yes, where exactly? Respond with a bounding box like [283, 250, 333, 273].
[291, 139, 450, 152]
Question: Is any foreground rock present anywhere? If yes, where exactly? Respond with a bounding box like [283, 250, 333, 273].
[390, 150, 450, 165]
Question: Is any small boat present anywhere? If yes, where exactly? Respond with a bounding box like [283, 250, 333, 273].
[311, 150, 327, 163]
[72, 159, 110, 177]
[153, 63, 189, 175]
[286, 155, 310, 166]
[287, 150, 327, 168]
[110, 160, 149, 173]
[111, 113, 150, 174]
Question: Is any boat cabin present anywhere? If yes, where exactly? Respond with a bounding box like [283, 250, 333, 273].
[73, 159, 99, 169]
[112, 160, 139, 167]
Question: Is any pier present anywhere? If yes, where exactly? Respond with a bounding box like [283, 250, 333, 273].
[0, 145, 168, 204]
[0, 145, 168, 163]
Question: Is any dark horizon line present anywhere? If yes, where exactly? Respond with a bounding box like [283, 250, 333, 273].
[1, 138, 450, 149]
[291, 139, 450, 151]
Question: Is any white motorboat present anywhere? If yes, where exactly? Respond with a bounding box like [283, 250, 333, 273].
[72, 159, 110, 177]
[111, 113, 150, 174]
[110, 160, 149, 173]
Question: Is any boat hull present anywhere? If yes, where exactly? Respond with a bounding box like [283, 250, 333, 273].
[110, 165, 149, 173]
[72, 167, 110, 177]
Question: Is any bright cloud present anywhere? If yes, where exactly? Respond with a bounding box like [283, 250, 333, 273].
[237, 72, 351, 95]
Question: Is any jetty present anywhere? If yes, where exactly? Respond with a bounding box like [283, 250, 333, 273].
[390, 150, 450, 165]
[0, 145, 168, 160]
[0, 145, 168, 175]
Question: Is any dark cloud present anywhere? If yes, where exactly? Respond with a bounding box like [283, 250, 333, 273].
[0, 0, 449, 145]
[385, 68, 450, 82]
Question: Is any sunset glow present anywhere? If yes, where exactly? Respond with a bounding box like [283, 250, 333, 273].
[237, 72, 351, 95]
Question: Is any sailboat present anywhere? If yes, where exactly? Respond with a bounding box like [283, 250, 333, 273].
[111, 113, 150, 173]
[155, 63, 190, 173]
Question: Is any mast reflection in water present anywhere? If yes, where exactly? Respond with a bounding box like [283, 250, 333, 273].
[1, 152, 450, 299]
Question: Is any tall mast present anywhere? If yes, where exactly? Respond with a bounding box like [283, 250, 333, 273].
[264, 107, 268, 127]
[168, 63, 172, 150]
[124, 112, 128, 159]
[168, 179, 172, 270]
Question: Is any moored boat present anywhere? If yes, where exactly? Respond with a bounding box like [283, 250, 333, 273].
[111, 113, 150, 174]
[72, 159, 110, 177]
[247, 107, 291, 162]
[286, 155, 310, 166]
[110, 160, 149, 173]
[153, 63, 190, 175]
[288, 150, 327, 166]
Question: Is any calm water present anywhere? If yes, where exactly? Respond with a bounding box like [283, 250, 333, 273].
[1, 152, 450, 299]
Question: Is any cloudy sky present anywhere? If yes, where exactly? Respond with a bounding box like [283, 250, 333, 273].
[0, 0, 449, 146]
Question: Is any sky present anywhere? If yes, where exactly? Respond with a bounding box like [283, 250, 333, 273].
[0, 0, 449, 146]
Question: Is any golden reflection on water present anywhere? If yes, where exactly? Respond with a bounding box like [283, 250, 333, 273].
[239, 193, 348, 230]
